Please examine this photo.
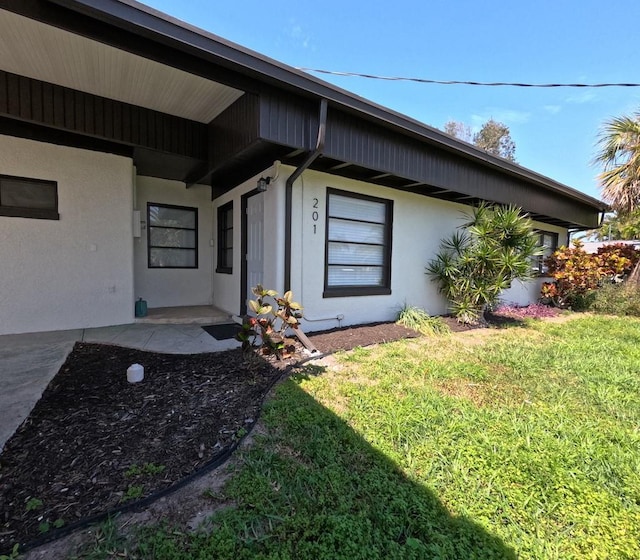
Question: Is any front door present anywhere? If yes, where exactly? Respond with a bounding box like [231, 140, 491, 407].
[245, 192, 264, 311]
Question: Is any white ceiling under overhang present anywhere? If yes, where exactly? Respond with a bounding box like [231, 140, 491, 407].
[0, 9, 244, 123]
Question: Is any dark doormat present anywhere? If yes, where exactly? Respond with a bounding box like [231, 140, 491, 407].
[202, 323, 242, 341]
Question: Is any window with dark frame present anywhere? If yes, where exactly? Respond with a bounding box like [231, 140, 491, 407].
[147, 203, 198, 268]
[0, 174, 59, 220]
[217, 201, 233, 273]
[533, 230, 558, 275]
[324, 188, 393, 297]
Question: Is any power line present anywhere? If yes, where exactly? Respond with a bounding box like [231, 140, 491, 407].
[296, 67, 640, 88]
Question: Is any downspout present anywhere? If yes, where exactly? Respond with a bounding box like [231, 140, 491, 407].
[284, 98, 328, 292]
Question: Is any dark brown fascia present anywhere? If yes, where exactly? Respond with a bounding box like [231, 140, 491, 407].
[45, 0, 607, 213]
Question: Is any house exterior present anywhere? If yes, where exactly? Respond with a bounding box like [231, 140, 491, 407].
[0, 0, 606, 336]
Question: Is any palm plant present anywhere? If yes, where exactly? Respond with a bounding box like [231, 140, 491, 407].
[595, 113, 640, 215]
[595, 112, 640, 283]
[427, 203, 541, 324]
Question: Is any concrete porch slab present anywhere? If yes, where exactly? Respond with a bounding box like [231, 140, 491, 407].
[0, 329, 80, 453]
[135, 305, 230, 325]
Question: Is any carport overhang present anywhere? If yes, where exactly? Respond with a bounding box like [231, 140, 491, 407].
[0, 0, 607, 229]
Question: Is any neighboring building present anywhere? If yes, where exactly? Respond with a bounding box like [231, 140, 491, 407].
[0, 0, 606, 335]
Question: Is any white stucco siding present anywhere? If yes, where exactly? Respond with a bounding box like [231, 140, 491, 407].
[0, 135, 134, 335]
[134, 176, 214, 308]
[212, 166, 285, 316]
[290, 169, 460, 332]
[500, 279, 546, 307]
[289, 168, 569, 331]
[500, 220, 567, 306]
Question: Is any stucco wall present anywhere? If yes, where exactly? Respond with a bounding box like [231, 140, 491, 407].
[134, 176, 214, 308]
[0, 135, 134, 335]
[288, 167, 568, 331]
[212, 166, 285, 316]
[500, 221, 567, 306]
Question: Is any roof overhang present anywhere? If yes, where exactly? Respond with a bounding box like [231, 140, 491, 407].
[45, 0, 606, 214]
[0, 7, 243, 122]
[0, 0, 607, 229]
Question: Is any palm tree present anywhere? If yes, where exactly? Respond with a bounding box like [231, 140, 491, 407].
[595, 112, 640, 215]
[595, 111, 640, 283]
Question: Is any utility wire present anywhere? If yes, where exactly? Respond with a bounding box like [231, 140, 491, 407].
[296, 67, 640, 88]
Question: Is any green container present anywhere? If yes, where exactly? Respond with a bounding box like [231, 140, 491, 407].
[135, 298, 148, 318]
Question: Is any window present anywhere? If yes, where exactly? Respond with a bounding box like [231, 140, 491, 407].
[324, 188, 393, 297]
[0, 175, 59, 220]
[217, 201, 233, 273]
[147, 203, 198, 268]
[533, 230, 558, 275]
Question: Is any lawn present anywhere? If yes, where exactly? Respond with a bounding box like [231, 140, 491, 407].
[82, 316, 640, 559]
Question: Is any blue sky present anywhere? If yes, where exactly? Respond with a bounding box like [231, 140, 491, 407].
[145, 0, 640, 200]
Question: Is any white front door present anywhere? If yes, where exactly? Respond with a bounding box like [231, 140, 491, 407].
[246, 193, 264, 309]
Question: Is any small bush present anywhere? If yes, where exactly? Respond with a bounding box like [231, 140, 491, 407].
[236, 285, 303, 359]
[542, 241, 640, 308]
[396, 305, 450, 335]
[597, 243, 640, 278]
[427, 203, 541, 324]
[542, 240, 602, 308]
[568, 291, 598, 311]
[591, 283, 640, 316]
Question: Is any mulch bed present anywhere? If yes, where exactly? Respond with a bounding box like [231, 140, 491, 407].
[0, 321, 422, 551]
[307, 321, 421, 351]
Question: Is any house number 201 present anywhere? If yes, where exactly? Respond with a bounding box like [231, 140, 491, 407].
[312, 198, 319, 234]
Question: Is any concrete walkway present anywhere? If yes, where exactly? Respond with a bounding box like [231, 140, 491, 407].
[0, 323, 240, 452]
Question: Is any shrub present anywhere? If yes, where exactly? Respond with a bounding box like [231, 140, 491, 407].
[590, 283, 640, 316]
[236, 285, 302, 359]
[597, 243, 640, 278]
[396, 305, 450, 335]
[542, 241, 640, 308]
[427, 203, 541, 324]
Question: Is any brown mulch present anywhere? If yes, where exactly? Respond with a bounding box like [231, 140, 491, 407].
[0, 321, 423, 551]
[307, 321, 421, 351]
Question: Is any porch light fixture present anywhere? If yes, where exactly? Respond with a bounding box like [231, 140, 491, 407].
[257, 176, 271, 192]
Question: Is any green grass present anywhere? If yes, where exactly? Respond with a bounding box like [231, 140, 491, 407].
[80, 316, 640, 559]
[72, 517, 129, 560]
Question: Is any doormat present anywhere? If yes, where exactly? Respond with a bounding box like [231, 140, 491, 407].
[202, 323, 242, 341]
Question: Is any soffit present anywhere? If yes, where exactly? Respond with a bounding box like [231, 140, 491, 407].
[0, 8, 243, 123]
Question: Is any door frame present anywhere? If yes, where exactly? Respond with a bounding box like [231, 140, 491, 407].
[240, 188, 263, 315]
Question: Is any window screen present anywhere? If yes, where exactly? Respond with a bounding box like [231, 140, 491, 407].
[0, 175, 59, 220]
[147, 203, 198, 268]
[324, 189, 392, 297]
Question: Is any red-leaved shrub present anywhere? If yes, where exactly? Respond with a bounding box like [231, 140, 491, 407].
[541, 241, 640, 309]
